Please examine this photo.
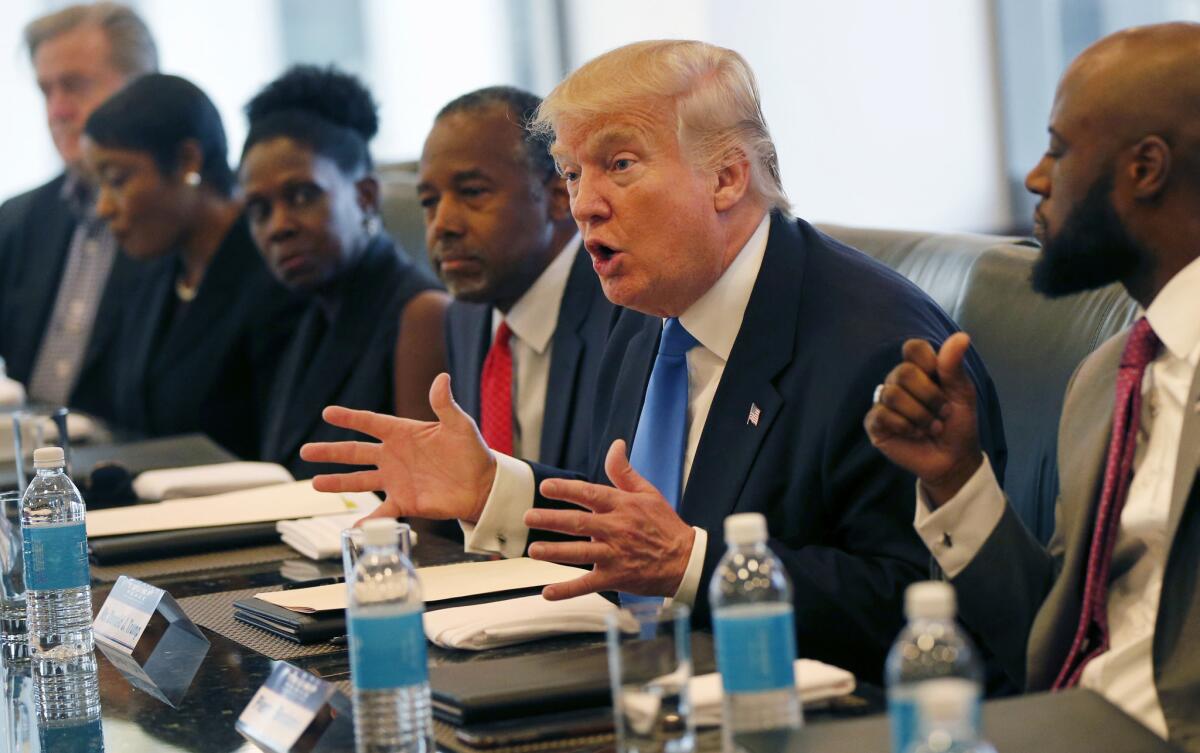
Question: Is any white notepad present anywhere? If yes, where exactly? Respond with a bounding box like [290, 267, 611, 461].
[256, 558, 588, 613]
[86, 481, 378, 538]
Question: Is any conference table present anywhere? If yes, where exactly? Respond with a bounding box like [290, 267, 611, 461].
[0, 437, 1183, 753]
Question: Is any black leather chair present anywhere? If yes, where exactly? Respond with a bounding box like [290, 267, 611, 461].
[819, 225, 1138, 542]
[378, 170, 1139, 545]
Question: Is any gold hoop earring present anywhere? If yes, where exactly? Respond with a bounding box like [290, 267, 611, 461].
[184, 171, 201, 187]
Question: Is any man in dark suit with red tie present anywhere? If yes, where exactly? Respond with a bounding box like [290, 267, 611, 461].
[418, 87, 613, 474]
[865, 23, 1200, 749]
[304, 40, 1006, 681]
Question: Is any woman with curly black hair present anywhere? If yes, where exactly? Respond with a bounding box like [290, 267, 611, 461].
[82, 73, 302, 459]
[240, 65, 447, 479]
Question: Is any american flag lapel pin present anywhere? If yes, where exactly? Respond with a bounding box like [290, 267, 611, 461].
[747, 403, 761, 427]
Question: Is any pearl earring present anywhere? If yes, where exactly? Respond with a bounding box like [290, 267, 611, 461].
[184, 171, 201, 187]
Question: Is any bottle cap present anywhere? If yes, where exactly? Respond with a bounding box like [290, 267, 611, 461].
[33, 446, 65, 470]
[905, 580, 956, 620]
[361, 518, 397, 547]
[724, 512, 768, 546]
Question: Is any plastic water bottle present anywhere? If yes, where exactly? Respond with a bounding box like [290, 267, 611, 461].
[21, 447, 93, 660]
[347, 518, 433, 753]
[710, 513, 802, 752]
[904, 679, 996, 753]
[886, 581, 982, 753]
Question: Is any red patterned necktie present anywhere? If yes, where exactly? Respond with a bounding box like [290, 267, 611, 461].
[480, 320, 514, 456]
[1052, 317, 1161, 689]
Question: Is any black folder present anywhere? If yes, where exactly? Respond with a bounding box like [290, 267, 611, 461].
[430, 633, 716, 727]
[233, 596, 346, 644]
[88, 521, 281, 565]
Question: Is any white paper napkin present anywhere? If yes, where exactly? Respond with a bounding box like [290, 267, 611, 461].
[423, 593, 621, 650]
[689, 659, 855, 726]
[133, 461, 294, 500]
[0, 377, 25, 408]
[276, 511, 410, 561]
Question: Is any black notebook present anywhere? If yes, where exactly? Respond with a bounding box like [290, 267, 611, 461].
[88, 521, 281, 565]
[233, 596, 346, 644]
[430, 633, 716, 727]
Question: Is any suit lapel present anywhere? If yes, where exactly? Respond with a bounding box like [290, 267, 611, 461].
[679, 214, 803, 532]
[275, 248, 399, 460]
[261, 305, 322, 459]
[123, 260, 173, 429]
[20, 179, 77, 372]
[539, 248, 593, 467]
[458, 307, 491, 423]
[602, 321, 659, 476]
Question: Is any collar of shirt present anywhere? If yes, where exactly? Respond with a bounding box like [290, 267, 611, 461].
[59, 170, 97, 218]
[1144, 253, 1200, 365]
[493, 233, 582, 353]
[677, 213, 771, 361]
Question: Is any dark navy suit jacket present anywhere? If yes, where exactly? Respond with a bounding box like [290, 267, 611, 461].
[0, 174, 148, 412]
[103, 216, 302, 459]
[445, 244, 614, 472]
[527, 213, 1007, 682]
[261, 236, 440, 479]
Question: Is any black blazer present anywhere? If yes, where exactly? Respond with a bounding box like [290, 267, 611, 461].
[261, 236, 440, 479]
[0, 174, 148, 411]
[104, 216, 302, 458]
[527, 214, 1008, 683]
[444, 244, 614, 471]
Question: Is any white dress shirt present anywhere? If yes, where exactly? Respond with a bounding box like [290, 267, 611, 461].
[465, 214, 772, 606]
[913, 254, 1200, 739]
[493, 234, 581, 463]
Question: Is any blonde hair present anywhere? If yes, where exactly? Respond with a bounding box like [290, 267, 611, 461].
[25, 2, 158, 77]
[534, 39, 789, 214]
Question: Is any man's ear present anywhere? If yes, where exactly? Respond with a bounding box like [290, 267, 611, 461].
[1128, 135, 1171, 200]
[713, 152, 752, 212]
[544, 172, 572, 222]
[355, 175, 381, 213]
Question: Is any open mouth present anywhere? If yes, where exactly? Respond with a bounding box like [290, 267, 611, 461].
[585, 240, 618, 261]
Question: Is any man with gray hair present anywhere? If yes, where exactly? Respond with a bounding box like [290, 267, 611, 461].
[0, 2, 157, 411]
[303, 40, 1006, 680]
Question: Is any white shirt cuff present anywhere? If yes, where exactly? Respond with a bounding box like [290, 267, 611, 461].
[913, 454, 1006, 579]
[460, 451, 535, 559]
[666, 526, 707, 607]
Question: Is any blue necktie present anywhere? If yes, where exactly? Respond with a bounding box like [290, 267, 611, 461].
[621, 318, 698, 606]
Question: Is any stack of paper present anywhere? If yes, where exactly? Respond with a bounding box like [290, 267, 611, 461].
[133, 461, 294, 500]
[624, 659, 856, 730]
[86, 481, 379, 538]
[255, 558, 588, 613]
[423, 593, 621, 650]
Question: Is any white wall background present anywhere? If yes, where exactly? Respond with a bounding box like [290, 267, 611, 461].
[2, 0, 1008, 233]
[566, 0, 1010, 232]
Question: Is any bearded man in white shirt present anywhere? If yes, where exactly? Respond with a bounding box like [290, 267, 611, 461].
[865, 23, 1200, 749]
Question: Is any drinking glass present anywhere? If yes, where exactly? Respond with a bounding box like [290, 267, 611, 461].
[0, 492, 25, 650]
[606, 602, 695, 753]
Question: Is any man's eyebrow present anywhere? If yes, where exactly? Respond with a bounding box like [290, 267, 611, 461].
[550, 126, 647, 162]
[451, 169, 491, 183]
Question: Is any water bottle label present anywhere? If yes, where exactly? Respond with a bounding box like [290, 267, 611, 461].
[888, 695, 918, 753]
[348, 606, 427, 690]
[22, 521, 89, 591]
[713, 606, 797, 692]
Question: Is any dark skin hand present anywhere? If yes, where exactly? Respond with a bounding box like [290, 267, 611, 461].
[863, 332, 983, 507]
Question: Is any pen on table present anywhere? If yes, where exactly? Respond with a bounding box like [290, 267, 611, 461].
[329, 635, 348, 646]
